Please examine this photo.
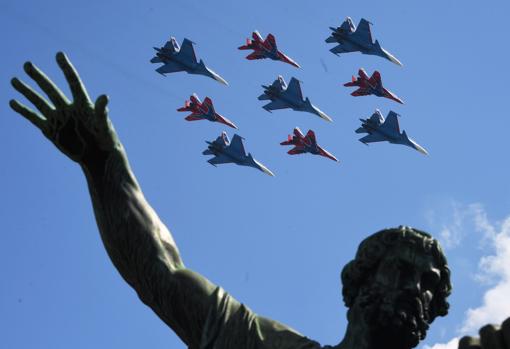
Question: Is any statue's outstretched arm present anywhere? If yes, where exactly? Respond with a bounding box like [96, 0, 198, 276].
[10, 52, 224, 347]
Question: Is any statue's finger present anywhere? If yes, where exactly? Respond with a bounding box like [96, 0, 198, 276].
[501, 318, 510, 348]
[55, 52, 91, 105]
[94, 94, 109, 119]
[458, 336, 481, 349]
[11, 78, 54, 116]
[480, 324, 505, 349]
[9, 99, 46, 130]
[23, 61, 69, 108]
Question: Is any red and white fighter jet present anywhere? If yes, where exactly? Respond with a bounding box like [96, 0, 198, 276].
[238, 31, 300, 68]
[280, 127, 339, 162]
[344, 68, 404, 104]
[177, 94, 238, 129]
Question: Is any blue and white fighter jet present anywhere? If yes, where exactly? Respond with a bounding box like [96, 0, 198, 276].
[356, 110, 428, 155]
[151, 37, 228, 85]
[258, 76, 332, 122]
[326, 17, 402, 66]
[203, 132, 274, 176]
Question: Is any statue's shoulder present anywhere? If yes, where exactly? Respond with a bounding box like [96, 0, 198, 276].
[254, 316, 322, 349]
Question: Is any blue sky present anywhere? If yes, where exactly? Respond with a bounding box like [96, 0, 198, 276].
[1, 1, 510, 348]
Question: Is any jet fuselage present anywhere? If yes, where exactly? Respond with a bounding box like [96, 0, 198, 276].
[262, 87, 305, 109]
[155, 49, 196, 70]
[360, 119, 399, 143]
[330, 30, 372, 51]
[252, 41, 279, 60]
[205, 142, 245, 163]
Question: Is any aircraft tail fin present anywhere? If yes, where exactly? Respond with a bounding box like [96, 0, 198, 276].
[238, 37, 253, 50]
[280, 134, 293, 145]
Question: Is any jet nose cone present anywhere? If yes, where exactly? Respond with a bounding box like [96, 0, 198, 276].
[392, 95, 405, 104]
[312, 107, 333, 122]
[204, 67, 229, 85]
[410, 141, 428, 155]
[415, 144, 429, 155]
[214, 74, 229, 86]
[253, 159, 275, 176]
[384, 50, 403, 67]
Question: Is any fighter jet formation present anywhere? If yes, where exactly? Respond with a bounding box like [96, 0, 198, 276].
[150, 16, 427, 176]
[258, 76, 333, 122]
[238, 31, 300, 68]
[344, 68, 404, 104]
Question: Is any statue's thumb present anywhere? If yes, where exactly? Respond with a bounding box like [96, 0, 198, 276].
[95, 94, 109, 118]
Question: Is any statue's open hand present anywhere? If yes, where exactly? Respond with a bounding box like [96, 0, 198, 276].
[459, 317, 510, 349]
[10, 52, 117, 167]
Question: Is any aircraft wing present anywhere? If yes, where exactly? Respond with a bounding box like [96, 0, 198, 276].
[379, 111, 400, 134]
[358, 68, 370, 80]
[284, 77, 304, 100]
[304, 130, 317, 145]
[203, 97, 215, 114]
[369, 110, 385, 124]
[190, 93, 201, 104]
[351, 88, 371, 96]
[208, 154, 233, 166]
[293, 127, 305, 138]
[368, 71, 382, 87]
[330, 41, 359, 54]
[252, 31, 264, 42]
[228, 134, 247, 157]
[264, 34, 277, 50]
[246, 52, 266, 60]
[352, 18, 373, 44]
[156, 62, 185, 74]
[177, 38, 198, 64]
[263, 99, 290, 111]
[272, 75, 287, 90]
[340, 17, 356, 33]
[359, 133, 387, 143]
[162, 38, 180, 52]
[185, 114, 204, 121]
[288, 147, 306, 155]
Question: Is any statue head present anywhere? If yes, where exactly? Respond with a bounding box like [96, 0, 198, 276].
[341, 226, 451, 349]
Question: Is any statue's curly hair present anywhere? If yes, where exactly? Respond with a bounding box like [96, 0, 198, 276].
[341, 226, 451, 321]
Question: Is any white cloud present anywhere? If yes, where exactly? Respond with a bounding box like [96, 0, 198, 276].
[460, 214, 510, 333]
[426, 202, 487, 249]
[423, 203, 510, 348]
[423, 337, 459, 349]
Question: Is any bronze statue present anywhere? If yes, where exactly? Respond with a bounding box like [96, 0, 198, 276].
[10, 52, 452, 349]
[458, 318, 510, 349]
